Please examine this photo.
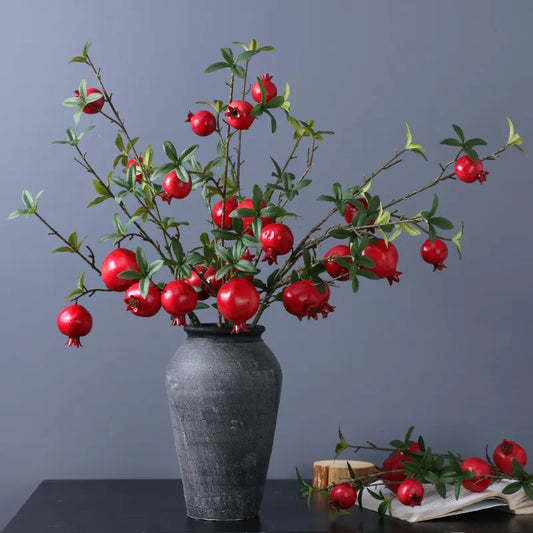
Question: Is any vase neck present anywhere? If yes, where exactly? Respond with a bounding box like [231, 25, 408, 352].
[184, 323, 265, 340]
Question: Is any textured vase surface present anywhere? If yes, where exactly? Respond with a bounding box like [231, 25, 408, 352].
[166, 324, 282, 520]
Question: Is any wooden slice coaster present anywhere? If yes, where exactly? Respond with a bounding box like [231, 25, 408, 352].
[313, 459, 375, 488]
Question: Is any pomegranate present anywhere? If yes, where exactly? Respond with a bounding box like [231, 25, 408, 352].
[57, 304, 93, 347]
[217, 278, 260, 333]
[461, 457, 493, 492]
[324, 245, 351, 281]
[493, 440, 527, 475]
[101, 248, 141, 292]
[124, 282, 161, 317]
[161, 280, 198, 326]
[362, 239, 402, 285]
[260, 223, 294, 265]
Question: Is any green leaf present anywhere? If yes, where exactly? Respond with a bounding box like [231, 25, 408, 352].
[440, 138, 463, 147]
[265, 109, 277, 133]
[179, 144, 199, 163]
[452, 124, 465, 142]
[110, 176, 129, 189]
[284, 82, 290, 101]
[235, 49, 259, 63]
[8, 208, 30, 219]
[463, 146, 479, 162]
[401, 222, 421, 236]
[502, 482, 523, 495]
[220, 47, 234, 64]
[136, 246, 148, 273]
[76, 271, 85, 291]
[235, 260, 258, 274]
[513, 458, 527, 480]
[328, 228, 353, 239]
[73, 108, 83, 126]
[347, 461, 357, 480]
[260, 205, 285, 219]
[115, 133, 126, 154]
[266, 95, 285, 109]
[138, 276, 150, 299]
[215, 264, 232, 280]
[62, 97, 81, 107]
[51, 246, 74, 254]
[211, 229, 237, 240]
[117, 270, 143, 280]
[93, 179, 110, 196]
[147, 260, 164, 277]
[232, 65, 246, 79]
[452, 221, 464, 259]
[356, 268, 379, 280]
[241, 234, 261, 248]
[82, 41, 92, 58]
[430, 217, 454, 230]
[22, 190, 34, 209]
[151, 162, 176, 182]
[86, 92, 103, 104]
[428, 224, 436, 243]
[388, 225, 402, 242]
[252, 217, 263, 238]
[464, 138, 488, 148]
[389, 439, 405, 449]
[317, 194, 335, 202]
[143, 144, 154, 168]
[287, 114, 302, 136]
[175, 164, 189, 183]
[163, 140, 178, 162]
[257, 76, 267, 103]
[332, 182, 343, 201]
[67, 232, 79, 249]
[435, 483, 447, 498]
[230, 208, 256, 219]
[214, 245, 232, 263]
[334, 428, 348, 459]
[523, 484, 533, 501]
[454, 481, 462, 500]
[351, 275, 360, 293]
[204, 61, 230, 74]
[506, 117, 528, 155]
[68, 55, 87, 64]
[252, 184, 263, 211]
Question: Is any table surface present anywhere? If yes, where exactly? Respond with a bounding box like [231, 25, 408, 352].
[4, 479, 533, 533]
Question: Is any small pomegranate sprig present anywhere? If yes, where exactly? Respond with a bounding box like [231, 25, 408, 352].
[9, 39, 526, 343]
[297, 427, 533, 519]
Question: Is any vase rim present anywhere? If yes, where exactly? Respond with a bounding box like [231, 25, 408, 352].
[184, 323, 265, 338]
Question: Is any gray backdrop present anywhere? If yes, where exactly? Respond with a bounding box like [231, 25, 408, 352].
[1, 0, 533, 527]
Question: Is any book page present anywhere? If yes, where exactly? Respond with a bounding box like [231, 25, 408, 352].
[361, 481, 513, 522]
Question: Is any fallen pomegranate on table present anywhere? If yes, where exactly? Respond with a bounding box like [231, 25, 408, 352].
[300, 428, 533, 519]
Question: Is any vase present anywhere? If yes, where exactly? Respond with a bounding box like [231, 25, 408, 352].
[166, 323, 282, 520]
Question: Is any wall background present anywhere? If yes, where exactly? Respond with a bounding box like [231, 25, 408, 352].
[1, 0, 532, 527]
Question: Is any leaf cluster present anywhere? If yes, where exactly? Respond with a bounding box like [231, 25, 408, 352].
[440, 124, 487, 162]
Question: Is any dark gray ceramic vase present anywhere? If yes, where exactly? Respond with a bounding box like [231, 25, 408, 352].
[166, 324, 282, 521]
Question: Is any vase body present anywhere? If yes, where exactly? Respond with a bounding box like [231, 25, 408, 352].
[166, 324, 282, 520]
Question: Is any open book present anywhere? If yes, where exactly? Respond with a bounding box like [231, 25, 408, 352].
[360, 480, 533, 522]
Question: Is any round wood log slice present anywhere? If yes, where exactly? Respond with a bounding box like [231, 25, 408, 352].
[313, 459, 375, 488]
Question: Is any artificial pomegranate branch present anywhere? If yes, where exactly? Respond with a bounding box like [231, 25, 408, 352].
[11, 39, 526, 343]
[297, 427, 533, 519]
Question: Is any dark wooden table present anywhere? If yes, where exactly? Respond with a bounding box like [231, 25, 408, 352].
[4, 479, 533, 532]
